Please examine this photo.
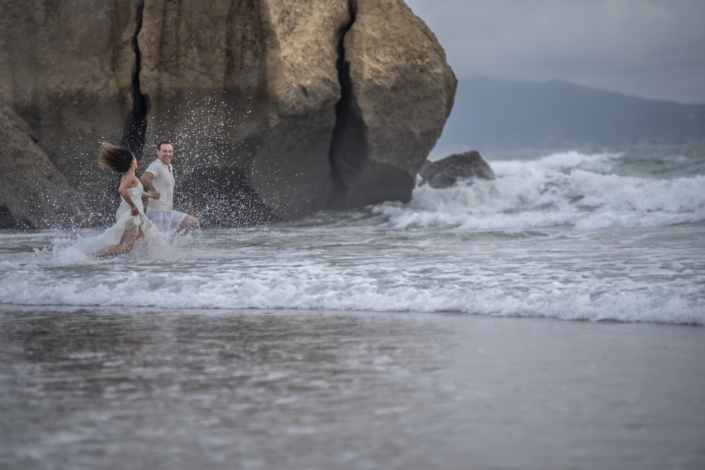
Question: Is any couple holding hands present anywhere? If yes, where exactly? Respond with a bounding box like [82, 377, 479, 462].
[90, 141, 199, 257]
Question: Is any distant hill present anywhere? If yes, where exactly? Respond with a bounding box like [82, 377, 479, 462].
[435, 78, 705, 151]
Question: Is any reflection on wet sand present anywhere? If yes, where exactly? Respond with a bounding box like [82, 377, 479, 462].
[1, 307, 704, 469]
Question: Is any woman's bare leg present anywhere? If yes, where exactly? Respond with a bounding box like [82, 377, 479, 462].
[89, 227, 143, 258]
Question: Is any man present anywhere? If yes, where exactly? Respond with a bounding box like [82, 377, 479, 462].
[141, 141, 199, 235]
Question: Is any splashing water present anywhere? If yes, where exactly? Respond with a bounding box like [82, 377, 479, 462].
[1, 145, 704, 325]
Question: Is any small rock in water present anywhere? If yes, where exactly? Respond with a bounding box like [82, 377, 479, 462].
[419, 151, 495, 188]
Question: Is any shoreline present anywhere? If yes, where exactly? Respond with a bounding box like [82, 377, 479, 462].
[2, 303, 704, 327]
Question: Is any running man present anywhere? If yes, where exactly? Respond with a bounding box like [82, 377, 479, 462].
[140, 141, 199, 235]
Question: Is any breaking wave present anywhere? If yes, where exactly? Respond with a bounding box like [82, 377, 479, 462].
[376, 151, 705, 231]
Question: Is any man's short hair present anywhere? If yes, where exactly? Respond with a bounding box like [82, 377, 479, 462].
[157, 141, 172, 150]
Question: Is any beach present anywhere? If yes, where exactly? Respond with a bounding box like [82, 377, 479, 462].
[1, 306, 704, 469]
[2, 0, 704, 467]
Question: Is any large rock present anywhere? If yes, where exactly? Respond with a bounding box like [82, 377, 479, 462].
[0, 107, 86, 228]
[329, 0, 457, 208]
[0, 0, 456, 227]
[0, 0, 140, 223]
[419, 151, 496, 189]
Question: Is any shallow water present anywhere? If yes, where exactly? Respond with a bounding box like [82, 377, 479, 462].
[1, 307, 704, 469]
[2, 221, 703, 325]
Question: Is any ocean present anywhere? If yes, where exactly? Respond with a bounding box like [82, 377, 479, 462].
[1, 144, 704, 324]
[1, 144, 704, 469]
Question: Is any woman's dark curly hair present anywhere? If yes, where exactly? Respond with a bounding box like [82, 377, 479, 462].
[98, 142, 135, 173]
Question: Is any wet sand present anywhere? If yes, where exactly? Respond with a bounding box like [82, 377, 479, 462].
[1, 306, 704, 469]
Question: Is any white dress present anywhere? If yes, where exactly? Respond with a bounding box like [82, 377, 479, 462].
[103, 180, 158, 246]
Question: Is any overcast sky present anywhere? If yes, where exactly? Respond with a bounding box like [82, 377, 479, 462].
[405, 0, 705, 104]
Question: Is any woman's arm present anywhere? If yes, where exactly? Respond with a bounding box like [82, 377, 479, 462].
[118, 174, 140, 216]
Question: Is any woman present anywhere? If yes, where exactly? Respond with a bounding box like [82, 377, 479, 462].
[89, 142, 161, 257]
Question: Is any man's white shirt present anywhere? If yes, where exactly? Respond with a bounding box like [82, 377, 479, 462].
[144, 159, 175, 211]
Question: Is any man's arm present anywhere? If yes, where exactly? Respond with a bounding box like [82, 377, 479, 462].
[140, 171, 160, 199]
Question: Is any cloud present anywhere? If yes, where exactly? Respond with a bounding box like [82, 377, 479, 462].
[405, 0, 705, 103]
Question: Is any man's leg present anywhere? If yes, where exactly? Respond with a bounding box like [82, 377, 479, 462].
[176, 215, 199, 235]
[145, 211, 169, 232]
[168, 211, 198, 237]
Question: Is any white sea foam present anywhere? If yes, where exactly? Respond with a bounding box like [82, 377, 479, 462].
[375, 151, 705, 231]
[1, 223, 704, 325]
[1, 254, 703, 324]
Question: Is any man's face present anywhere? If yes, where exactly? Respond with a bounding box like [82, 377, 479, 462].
[156, 144, 174, 165]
